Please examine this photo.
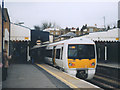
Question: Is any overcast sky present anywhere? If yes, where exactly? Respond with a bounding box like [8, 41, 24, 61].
[4, 0, 119, 29]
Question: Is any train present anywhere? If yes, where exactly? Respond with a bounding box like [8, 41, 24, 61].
[45, 37, 97, 79]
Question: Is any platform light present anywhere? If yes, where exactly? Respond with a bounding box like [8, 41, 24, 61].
[91, 62, 95, 66]
[69, 63, 72, 66]
[69, 63, 75, 66]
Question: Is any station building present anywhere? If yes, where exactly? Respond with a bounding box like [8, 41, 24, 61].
[10, 23, 31, 63]
[0, 7, 10, 83]
[2, 8, 10, 56]
[0, 7, 11, 66]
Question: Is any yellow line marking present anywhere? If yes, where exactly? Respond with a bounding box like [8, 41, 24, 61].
[36, 64, 78, 88]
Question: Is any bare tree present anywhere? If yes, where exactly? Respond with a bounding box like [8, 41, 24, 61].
[81, 24, 87, 35]
[107, 25, 110, 30]
[65, 27, 70, 33]
[34, 22, 59, 31]
[41, 22, 56, 30]
[34, 25, 41, 30]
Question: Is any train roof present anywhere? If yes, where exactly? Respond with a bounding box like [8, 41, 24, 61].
[48, 37, 95, 46]
[31, 44, 46, 50]
[31, 37, 95, 50]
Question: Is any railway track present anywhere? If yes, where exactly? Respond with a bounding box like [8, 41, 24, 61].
[87, 75, 120, 89]
[47, 63, 120, 89]
[86, 65, 120, 89]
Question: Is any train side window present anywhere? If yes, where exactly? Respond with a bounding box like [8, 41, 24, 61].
[61, 47, 63, 60]
[47, 49, 52, 58]
[50, 50, 52, 58]
[56, 49, 60, 59]
[47, 50, 49, 57]
[46, 50, 48, 57]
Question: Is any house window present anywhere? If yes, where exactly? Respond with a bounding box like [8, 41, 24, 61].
[51, 32, 53, 34]
[73, 31, 75, 33]
[56, 32, 59, 35]
[89, 28, 93, 33]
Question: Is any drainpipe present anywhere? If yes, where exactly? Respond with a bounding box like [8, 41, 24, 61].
[2, 0, 4, 63]
[9, 22, 10, 56]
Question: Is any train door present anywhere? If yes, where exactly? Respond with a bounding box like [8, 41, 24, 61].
[55, 46, 63, 68]
[52, 46, 56, 65]
[60, 47, 63, 67]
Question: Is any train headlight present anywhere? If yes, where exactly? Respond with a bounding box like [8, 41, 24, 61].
[91, 62, 95, 66]
[69, 63, 72, 66]
[69, 63, 75, 66]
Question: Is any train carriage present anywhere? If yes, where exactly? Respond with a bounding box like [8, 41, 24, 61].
[45, 37, 97, 79]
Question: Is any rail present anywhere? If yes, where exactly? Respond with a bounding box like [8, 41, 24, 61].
[86, 65, 120, 89]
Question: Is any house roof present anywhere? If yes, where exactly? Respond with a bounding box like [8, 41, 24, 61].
[43, 28, 60, 32]
[59, 32, 76, 38]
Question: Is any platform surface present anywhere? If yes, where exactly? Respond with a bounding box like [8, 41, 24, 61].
[2, 63, 100, 89]
[2, 64, 70, 88]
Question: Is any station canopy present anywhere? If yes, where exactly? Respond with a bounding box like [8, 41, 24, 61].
[82, 28, 120, 42]
[10, 23, 31, 41]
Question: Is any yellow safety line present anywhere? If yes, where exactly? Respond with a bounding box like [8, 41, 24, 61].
[36, 64, 78, 88]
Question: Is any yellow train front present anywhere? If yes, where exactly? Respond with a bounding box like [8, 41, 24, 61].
[67, 44, 96, 79]
[45, 37, 97, 80]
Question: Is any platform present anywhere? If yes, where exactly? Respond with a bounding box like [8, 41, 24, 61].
[97, 63, 120, 69]
[2, 64, 101, 89]
[36, 64, 100, 88]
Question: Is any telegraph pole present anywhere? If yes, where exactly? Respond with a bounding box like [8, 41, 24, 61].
[103, 16, 106, 29]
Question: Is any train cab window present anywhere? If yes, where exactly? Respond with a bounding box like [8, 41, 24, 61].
[68, 44, 95, 59]
[68, 45, 77, 58]
[56, 49, 60, 59]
